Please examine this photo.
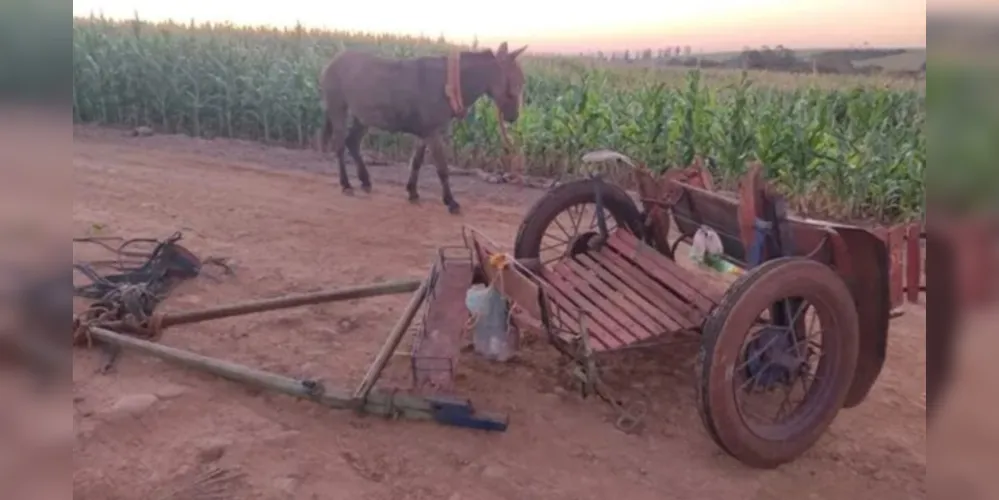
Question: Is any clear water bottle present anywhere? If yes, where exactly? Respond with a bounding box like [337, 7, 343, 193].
[465, 284, 514, 362]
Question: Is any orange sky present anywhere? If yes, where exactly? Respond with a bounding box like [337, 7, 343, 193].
[72, 0, 928, 52]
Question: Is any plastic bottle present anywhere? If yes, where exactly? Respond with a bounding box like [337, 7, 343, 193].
[465, 284, 513, 362]
[690, 226, 743, 276]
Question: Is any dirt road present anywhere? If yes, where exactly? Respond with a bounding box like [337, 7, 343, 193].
[72, 126, 926, 500]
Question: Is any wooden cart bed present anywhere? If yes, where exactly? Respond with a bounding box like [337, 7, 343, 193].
[465, 226, 721, 353]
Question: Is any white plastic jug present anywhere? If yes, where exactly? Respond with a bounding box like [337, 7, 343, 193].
[690, 225, 742, 275]
[690, 225, 723, 264]
[465, 284, 513, 362]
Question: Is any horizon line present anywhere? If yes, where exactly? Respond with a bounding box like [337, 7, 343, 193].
[73, 11, 929, 54]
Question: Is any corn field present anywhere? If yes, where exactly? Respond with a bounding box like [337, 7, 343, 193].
[73, 16, 926, 223]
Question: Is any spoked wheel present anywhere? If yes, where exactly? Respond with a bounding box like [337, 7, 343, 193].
[696, 257, 860, 468]
[514, 179, 645, 267]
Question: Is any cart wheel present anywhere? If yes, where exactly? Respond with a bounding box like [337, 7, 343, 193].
[514, 179, 644, 267]
[696, 257, 859, 468]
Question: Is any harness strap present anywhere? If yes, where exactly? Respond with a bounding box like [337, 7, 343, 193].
[445, 50, 466, 118]
[747, 218, 773, 268]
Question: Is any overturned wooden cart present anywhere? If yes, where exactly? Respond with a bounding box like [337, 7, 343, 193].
[462, 151, 897, 468]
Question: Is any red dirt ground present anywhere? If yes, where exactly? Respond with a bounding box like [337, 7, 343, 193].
[72, 125, 926, 500]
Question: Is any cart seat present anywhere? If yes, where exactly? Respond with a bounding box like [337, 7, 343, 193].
[542, 228, 721, 351]
[465, 226, 722, 354]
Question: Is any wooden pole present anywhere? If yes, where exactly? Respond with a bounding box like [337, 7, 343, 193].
[156, 279, 422, 329]
[352, 274, 433, 402]
[88, 326, 433, 419]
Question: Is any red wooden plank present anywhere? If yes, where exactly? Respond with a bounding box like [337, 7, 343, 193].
[543, 269, 627, 351]
[877, 225, 906, 309]
[612, 228, 724, 305]
[549, 264, 649, 345]
[562, 259, 663, 341]
[572, 254, 684, 333]
[905, 222, 922, 303]
[608, 229, 719, 312]
[541, 285, 616, 351]
[593, 249, 702, 329]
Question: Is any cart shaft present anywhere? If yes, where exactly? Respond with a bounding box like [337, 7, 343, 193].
[86, 326, 507, 431]
[155, 279, 422, 330]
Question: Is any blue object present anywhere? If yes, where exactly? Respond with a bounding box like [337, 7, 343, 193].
[747, 218, 773, 268]
[744, 326, 796, 389]
[429, 396, 509, 431]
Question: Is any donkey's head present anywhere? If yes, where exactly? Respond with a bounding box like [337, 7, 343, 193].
[484, 42, 527, 123]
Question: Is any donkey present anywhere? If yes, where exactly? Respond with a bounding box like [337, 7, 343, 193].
[319, 42, 527, 214]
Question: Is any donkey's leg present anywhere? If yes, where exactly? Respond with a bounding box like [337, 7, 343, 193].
[405, 142, 427, 203]
[426, 135, 460, 214]
[345, 118, 372, 192]
[322, 107, 352, 193]
[333, 130, 352, 194]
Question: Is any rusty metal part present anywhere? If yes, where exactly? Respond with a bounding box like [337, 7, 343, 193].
[411, 248, 475, 394]
[142, 279, 422, 337]
[352, 277, 432, 402]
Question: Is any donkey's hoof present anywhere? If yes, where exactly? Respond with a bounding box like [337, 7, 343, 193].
[361, 184, 372, 194]
[407, 192, 420, 203]
[342, 186, 355, 196]
[447, 203, 461, 215]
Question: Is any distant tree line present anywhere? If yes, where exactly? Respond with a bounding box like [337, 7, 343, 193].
[576, 45, 924, 78]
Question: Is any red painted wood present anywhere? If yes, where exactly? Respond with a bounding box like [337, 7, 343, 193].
[550, 263, 648, 345]
[905, 223, 922, 303]
[575, 253, 685, 333]
[564, 258, 665, 340]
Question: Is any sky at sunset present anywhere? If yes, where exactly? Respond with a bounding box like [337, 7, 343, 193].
[72, 0, 928, 53]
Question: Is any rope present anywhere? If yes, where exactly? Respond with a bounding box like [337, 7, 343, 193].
[494, 104, 524, 182]
[72, 232, 228, 345]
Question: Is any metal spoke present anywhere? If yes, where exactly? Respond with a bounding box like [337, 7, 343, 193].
[551, 217, 575, 242]
[735, 329, 785, 374]
[568, 204, 584, 235]
[733, 294, 838, 428]
[738, 358, 776, 393]
[539, 241, 567, 254]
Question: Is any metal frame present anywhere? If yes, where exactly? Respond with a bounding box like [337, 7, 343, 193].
[409, 245, 476, 391]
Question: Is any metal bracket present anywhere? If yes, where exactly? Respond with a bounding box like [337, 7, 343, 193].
[589, 173, 610, 250]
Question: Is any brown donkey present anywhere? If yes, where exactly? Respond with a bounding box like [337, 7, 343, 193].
[319, 42, 527, 214]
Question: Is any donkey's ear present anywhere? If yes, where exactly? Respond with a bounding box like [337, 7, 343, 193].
[510, 45, 528, 59]
[496, 42, 509, 56]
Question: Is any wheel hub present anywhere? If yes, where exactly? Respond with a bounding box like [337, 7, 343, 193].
[565, 231, 600, 257]
[744, 326, 806, 390]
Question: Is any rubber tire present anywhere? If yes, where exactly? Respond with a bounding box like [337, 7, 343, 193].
[514, 179, 644, 261]
[696, 257, 860, 468]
